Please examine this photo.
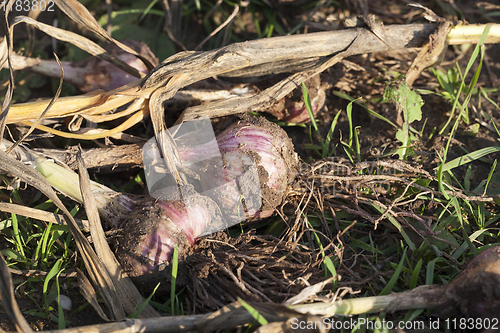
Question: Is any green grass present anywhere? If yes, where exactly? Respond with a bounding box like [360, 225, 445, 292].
[296, 22, 500, 331]
[238, 298, 268, 326]
[303, 82, 350, 159]
[170, 245, 179, 316]
[306, 215, 339, 280]
[0, 189, 78, 326]
[131, 282, 161, 319]
[341, 99, 362, 162]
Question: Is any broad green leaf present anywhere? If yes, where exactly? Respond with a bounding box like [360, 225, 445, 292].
[384, 80, 424, 159]
[384, 80, 423, 124]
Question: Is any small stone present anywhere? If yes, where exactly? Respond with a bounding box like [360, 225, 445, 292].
[57, 295, 72, 311]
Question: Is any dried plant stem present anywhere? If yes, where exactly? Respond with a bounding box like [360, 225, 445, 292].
[448, 23, 500, 44]
[39, 285, 449, 333]
[194, 5, 239, 51]
[5, 23, 498, 140]
[291, 285, 446, 316]
[0, 202, 89, 231]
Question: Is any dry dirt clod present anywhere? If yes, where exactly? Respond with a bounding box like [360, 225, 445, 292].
[443, 246, 500, 319]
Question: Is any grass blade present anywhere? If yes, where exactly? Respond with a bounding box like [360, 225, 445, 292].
[439, 146, 500, 171]
[171, 244, 179, 315]
[439, 24, 491, 134]
[303, 82, 322, 142]
[323, 109, 342, 157]
[43, 259, 63, 315]
[238, 298, 269, 326]
[409, 258, 423, 289]
[132, 283, 161, 318]
[380, 247, 407, 296]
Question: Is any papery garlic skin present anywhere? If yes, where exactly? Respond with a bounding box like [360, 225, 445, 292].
[197, 115, 298, 221]
[116, 197, 213, 276]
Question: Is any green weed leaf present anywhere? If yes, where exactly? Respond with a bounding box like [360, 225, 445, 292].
[384, 80, 424, 159]
[384, 80, 423, 123]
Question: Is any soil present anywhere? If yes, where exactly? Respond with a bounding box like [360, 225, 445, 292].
[0, 280, 107, 331]
[443, 246, 500, 319]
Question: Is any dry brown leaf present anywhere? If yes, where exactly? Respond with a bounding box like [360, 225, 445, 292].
[76, 150, 126, 320]
[33, 143, 144, 173]
[7, 55, 64, 154]
[53, 0, 155, 70]
[283, 277, 336, 306]
[0, 7, 16, 145]
[12, 16, 144, 79]
[76, 269, 111, 322]
[0, 202, 89, 231]
[406, 21, 454, 86]
[0, 37, 8, 69]
[76, 150, 159, 318]
[174, 34, 360, 123]
[3, 23, 468, 142]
